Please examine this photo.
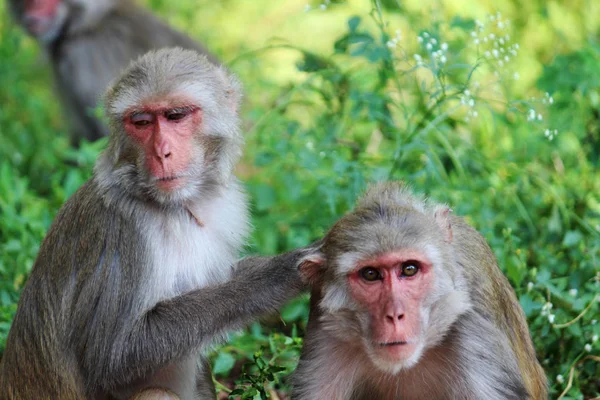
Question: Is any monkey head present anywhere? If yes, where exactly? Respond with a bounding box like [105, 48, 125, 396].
[300, 183, 472, 374]
[11, 0, 120, 43]
[97, 48, 243, 205]
[12, 0, 68, 42]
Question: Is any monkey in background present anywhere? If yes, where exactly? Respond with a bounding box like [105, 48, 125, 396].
[8, 0, 218, 142]
[0, 48, 314, 400]
[293, 182, 548, 400]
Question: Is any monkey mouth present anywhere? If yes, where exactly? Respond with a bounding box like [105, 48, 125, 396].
[154, 175, 185, 191]
[378, 341, 408, 347]
[157, 176, 181, 182]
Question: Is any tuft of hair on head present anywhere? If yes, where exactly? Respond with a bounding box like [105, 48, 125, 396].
[103, 47, 241, 120]
[354, 182, 453, 242]
[357, 181, 426, 211]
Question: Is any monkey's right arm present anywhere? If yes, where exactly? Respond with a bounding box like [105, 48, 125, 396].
[93, 246, 314, 392]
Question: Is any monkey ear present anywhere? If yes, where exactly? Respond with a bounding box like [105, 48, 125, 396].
[217, 67, 243, 113]
[298, 253, 326, 287]
[434, 206, 453, 243]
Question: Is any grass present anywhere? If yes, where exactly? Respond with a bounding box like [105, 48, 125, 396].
[0, 0, 599, 398]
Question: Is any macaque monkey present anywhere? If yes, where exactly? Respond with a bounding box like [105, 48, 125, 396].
[0, 48, 312, 400]
[293, 183, 548, 400]
[8, 0, 217, 142]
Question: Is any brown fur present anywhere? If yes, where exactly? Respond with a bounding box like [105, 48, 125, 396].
[0, 49, 313, 400]
[293, 182, 547, 400]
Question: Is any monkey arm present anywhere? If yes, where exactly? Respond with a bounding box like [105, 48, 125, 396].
[96, 248, 310, 391]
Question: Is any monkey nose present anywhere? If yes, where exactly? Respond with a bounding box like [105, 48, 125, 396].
[386, 313, 405, 324]
[154, 141, 172, 160]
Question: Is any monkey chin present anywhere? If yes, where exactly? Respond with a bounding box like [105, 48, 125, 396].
[147, 176, 199, 206]
[365, 339, 425, 375]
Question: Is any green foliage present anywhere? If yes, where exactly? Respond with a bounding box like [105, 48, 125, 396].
[0, 0, 599, 398]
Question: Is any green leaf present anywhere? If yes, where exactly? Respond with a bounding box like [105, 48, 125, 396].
[212, 351, 236, 376]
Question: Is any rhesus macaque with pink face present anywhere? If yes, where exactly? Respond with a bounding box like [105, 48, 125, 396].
[0, 48, 316, 400]
[293, 182, 547, 400]
[8, 0, 217, 142]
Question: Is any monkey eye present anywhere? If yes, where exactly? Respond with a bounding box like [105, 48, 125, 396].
[401, 261, 420, 277]
[165, 111, 188, 121]
[130, 112, 154, 127]
[359, 267, 382, 282]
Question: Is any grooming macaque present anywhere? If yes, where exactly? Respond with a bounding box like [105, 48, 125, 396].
[0, 48, 311, 400]
[8, 0, 217, 141]
[293, 183, 547, 400]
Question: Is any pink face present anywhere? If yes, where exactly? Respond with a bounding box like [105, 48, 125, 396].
[23, 0, 61, 37]
[123, 100, 202, 192]
[348, 250, 433, 364]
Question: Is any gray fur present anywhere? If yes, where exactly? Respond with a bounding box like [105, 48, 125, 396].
[8, 0, 218, 142]
[293, 182, 547, 400]
[0, 49, 312, 400]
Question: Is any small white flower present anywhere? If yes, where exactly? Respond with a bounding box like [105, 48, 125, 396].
[440, 55, 447, 64]
[304, 4, 312, 12]
[468, 99, 475, 107]
[548, 314, 555, 323]
[514, 43, 520, 49]
[504, 55, 510, 62]
[549, 97, 554, 104]
[537, 113, 543, 121]
[472, 110, 478, 117]
[489, 33, 496, 40]
[513, 72, 520, 80]
[320, 3, 327, 10]
[484, 51, 491, 57]
[492, 49, 499, 58]
[593, 335, 599, 343]
[418, 36, 423, 43]
[498, 60, 504, 67]
[498, 21, 505, 29]
[306, 141, 314, 151]
[556, 375, 564, 384]
[441, 42, 448, 51]
[430, 38, 437, 45]
[474, 39, 480, 45]
[499, 38, 505, 45]
[471, 31, 477, 38]
[426, 43, 433, 51]
[569, 289, 578, 296]
[319, 151, 326, 158]
[423, 32, 430, 38]
[584, 343, 592, 352]
[527, 109, 536, 121]
[527, 282, 534, 292]
[483, 37, 489, 43]
[414, 54, 422, 61]
[592, 319, 598, 325]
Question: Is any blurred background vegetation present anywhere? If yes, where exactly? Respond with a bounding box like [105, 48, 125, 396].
[1, 0, 600, 398]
